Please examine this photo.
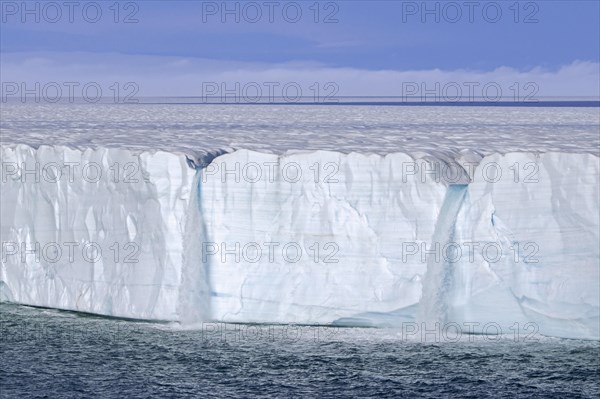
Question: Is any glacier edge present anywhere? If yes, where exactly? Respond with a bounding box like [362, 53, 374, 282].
[1, 144, 598, 339]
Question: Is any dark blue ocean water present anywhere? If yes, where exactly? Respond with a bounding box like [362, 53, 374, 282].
[1, 304, 598, 398]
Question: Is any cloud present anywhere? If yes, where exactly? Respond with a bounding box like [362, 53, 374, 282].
[1, 52, 599, 99]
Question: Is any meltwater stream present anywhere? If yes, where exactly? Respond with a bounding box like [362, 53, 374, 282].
[177, 170, 212, 326]
[418, 184, 468, 325]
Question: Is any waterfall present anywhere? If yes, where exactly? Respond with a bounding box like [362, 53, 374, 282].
[418, 184, 468, 326]
[177, 169, 212, 326]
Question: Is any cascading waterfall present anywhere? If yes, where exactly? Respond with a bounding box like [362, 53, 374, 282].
[418, 184, 468, 326]
[177, 169, 212, 325]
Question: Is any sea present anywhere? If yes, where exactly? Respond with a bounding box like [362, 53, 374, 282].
[1, 303, 599, 398]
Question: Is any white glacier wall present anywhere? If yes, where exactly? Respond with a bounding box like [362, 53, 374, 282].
[1, 144, 598, 339]
[0, 144, 195, 320]
[201, 150, 467, 325]
[449, 152, 600, 339]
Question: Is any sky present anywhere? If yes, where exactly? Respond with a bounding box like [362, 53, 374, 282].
[1, 0, 599, 99]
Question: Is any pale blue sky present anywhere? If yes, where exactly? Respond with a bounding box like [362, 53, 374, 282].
[1, 1, 599, 97]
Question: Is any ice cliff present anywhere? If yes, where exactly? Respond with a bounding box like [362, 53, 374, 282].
[1, 144, 598, 339]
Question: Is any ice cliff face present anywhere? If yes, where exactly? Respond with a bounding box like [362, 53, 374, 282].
[451, 152, 599, 339]
[1, 145, 193, 319]
[202, 150, 468, 326]
[1, 144, 598, 339]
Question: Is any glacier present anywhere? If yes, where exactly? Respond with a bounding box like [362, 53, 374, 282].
[1, 104, 599, 340]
